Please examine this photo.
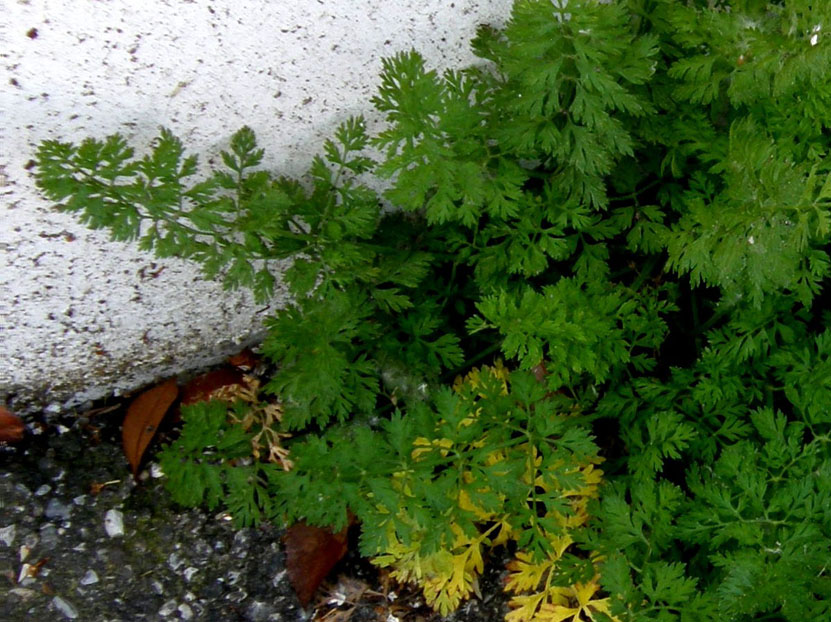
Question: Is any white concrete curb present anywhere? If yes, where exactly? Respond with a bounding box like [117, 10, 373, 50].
[1, 0, 511, 414]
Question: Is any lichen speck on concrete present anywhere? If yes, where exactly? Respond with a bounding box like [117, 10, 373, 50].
[0, 0, 511, 414]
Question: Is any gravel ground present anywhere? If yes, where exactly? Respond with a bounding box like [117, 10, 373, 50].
[0, 404, 511, 622]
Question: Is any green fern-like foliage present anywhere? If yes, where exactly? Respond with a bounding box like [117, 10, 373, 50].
[34, 1, 831, 620]
[158, 400, 280, 527]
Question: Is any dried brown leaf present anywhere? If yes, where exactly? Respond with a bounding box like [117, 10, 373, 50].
[284, 522, 350, 606]
[228, 348, 260, 371]
[122, 378, 178, 476]
[0, 406, 25, 443]
[180, 368, 244, 406]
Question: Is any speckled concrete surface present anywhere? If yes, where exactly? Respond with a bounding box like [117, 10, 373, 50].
[1, 0, 511, 414]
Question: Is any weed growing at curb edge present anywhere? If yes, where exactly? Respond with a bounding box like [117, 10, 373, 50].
[34, 1, 831, 620]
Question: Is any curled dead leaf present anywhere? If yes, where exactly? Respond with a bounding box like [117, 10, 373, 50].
[180, 368, 244, 406]
[228, 348, 260, 371]
[284, 522, 350, 606]
[0, 406, 25, 443]
[89, 480, 121, 495]
[122, 378, 178, 476]
[27, 558, 49, 578]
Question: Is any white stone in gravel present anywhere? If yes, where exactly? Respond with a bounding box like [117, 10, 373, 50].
[183, 566, 198, 582]
[167, 551, 184, 571]
[9, 587, 37, 600]
[80, 569, 99, 585]
[151, 579, 164, 595]
[34, 484, 52, 496]
[159, 599, 177, 616]
[178, 603, 194, 620]
[72, 495, 87, 506]
[18, 563, 32, 583]
[271, 569, 286, 588]
[40, 523, 59, 547]
[246, 601, 273, 621]
[0, 524, 15, 547]
[227, 589, 247, 603]
[149, 462, 165, 478]
[103, 509, 124, 537]
[45, 498, 72, 521]
[52, 595, 79, 619]
[14, 483, 32, 495]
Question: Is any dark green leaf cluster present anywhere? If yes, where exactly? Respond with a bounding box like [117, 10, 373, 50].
[470, 277, 673, 388]
[34, 0, 831, 619]
[590, 297, 831, 620]
[158, 400, 280, 527]
[35, 119, 380, 304]
[591, 408, 831, 620]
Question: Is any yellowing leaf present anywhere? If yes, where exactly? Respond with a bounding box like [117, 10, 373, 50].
[505, 592, 548, 622]
[536, 578, 619, 622]
[375, 363, 613, 622]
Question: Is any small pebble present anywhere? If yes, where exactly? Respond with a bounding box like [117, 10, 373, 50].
[0, 524, 16, 546]
[45, 498, 72, 521]
[232, 529, 249, 554]
[40, 523, 59, 547]
[168, 551, 184, 571]
[52, 595, 79, 619]
[246, 600, 274, 622]
[18, 563, 33, 583]
[159, 599, 178, 616]
[178, 603, 194, 620]
[227, 588, 248, 603]
[184, 566, 198, 582]
[14, 483, 32, 497]
[80, 569, 99, 585]
[104, 509, 124, 537]
[193, 540, 212, 559]
[34, 484, 52, 496]
[9, 587, 37, 600]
